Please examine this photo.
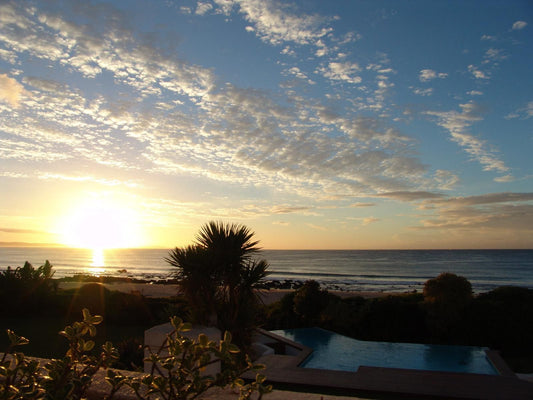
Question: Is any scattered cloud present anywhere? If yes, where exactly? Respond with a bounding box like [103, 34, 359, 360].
[38, 173, 140, 188]
[512, 21, 527, 31]
[350, 202, 376, 208]
[0, 74, 26, 107]
[375, 191, 445, 202]
[468, 64, 489, 79]
[0, 228, 46, 234]
[483, 48, 506, 63]
[270, 205, 312, 214]
[195, 1, 213, 15]
[416, 192, 533, 232]
[419, 69, 447, 82]
[306, 223, 328, 231]
[216, 0, 333, 46]
[362, 217, 379, 225]
[416, 204, 533, 232]
[428, 192, 533, 206]
[505, 101, 533, 119]
[494, 174, 515, 183]
[317, 61, 362, 84]
[426, 102, 509, 173]
[434, 170, 459, 190]
[411, 87, 433, 96]
[0, 0, 530, 248]
[286, 66, 314, 83]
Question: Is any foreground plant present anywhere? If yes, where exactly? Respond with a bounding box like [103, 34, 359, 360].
[115, 316, 271, 400]
[42, 309, 119, 399]
[0, 330, 42, 399]
[1, 310, 271, 399]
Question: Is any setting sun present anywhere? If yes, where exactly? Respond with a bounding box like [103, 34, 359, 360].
[58, 196, 144, 250]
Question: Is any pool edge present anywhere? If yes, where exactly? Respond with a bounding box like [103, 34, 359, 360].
[485, 349, 516, 377]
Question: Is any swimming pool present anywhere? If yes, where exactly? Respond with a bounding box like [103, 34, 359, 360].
[271, 328, 498, 375]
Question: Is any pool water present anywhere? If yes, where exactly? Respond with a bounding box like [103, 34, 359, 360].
[271, 328, 498, 375]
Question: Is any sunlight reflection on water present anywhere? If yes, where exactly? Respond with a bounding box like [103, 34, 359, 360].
[90, 248, 105, 268]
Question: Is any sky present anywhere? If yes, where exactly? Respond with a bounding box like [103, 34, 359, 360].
[0, 0, 532, 250]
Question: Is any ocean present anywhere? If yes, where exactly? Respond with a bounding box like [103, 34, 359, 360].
[1, 247, 532, 293]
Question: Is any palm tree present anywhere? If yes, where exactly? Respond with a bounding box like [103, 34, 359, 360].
[165, 244, 218, 325]
[166, 221, 270, 344]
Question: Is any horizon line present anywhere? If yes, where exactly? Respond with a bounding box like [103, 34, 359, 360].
[0, 242, 532, 251]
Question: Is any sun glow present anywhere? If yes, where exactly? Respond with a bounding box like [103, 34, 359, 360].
[59, 195, 144, 250]
[91, 248, 105, 267]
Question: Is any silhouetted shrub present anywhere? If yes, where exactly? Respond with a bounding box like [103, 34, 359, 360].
[293, 280, 330, 325]
[263, 290, 298, 329]
[423, 272, 472, 305]
[107, 291, 153, 324]
[0, 260, 57, 315]
[423, 273, 473, 342]
[473, 286, 533, 355]
[68, 283, 111, 319]
[356, 294, 427, 342]
[68, 283, 157, 325]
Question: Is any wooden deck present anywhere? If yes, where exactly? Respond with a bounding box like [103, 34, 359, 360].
[245, 330, 533, 399]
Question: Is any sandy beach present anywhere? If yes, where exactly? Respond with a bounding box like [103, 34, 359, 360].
[58, 281, 390, 304]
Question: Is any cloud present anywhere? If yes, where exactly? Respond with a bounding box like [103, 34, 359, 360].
[468, 65, 489, 79]
[483, 48, 506, 64]
[419, 69, 447, 82]
[195, 1, 213, 15]
[317, 61, 362, 84]
[416, 192, 533, 232]
[217, 0, 332, 46]
[306, 223, 328, 231]
[350, 202, 375, 208]
[38, 173, 140, 188]
[0, 2, 215, 99]
[270, 205, 312, 214]
[505, 101, 533, 120]
[0, 228, 46, 234]
[273, 221, 290, 226]
[0, 74, 26, 107]
[362, 217, 379, 226]
[493, 175, 515, 183]
[467, 90, 483, 96]
[375, 191, 444, 201]
[411, 87, 433, 96]
[0, 0, 455, 210]
[434, 170, 459, 190]
[425, 102, 509, 173]
[286, 66, 314, 83]
[512, 21, 527, 30]
[416, 204, 533, 232]
[429, 192, 533, 206]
